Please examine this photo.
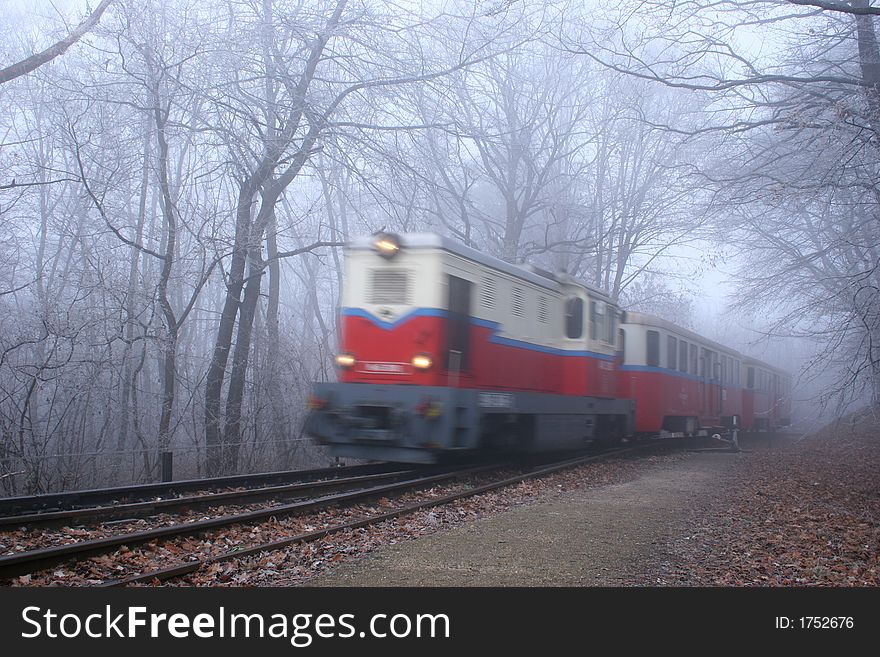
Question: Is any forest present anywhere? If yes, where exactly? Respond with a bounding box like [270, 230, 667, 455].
[1, 0, 878, 494]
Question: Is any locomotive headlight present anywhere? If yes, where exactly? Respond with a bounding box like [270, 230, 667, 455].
[412, 353, 433, 370]
[335, 352, 356, 368]
[373, 232, 401, 259]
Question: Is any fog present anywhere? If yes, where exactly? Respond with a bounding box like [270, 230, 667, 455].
[1, 0, 877, 493]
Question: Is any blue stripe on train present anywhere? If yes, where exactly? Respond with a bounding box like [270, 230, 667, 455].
[341, 307, 446, 329]
[619, 364, 742, 388]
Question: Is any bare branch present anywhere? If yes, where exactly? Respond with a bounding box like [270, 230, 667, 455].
[0, 0, 116, 85]
[267, 241, 345, 263]
[786, 0, 880, 16]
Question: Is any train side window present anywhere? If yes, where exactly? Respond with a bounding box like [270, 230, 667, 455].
[565, 297, 583, 339]
[700, 348, 715, 379]
[605, 309, 615, 343]
[721, 356, 728, 384]
[735, 360, 740, 386]
[646, 330, 660, 367]
[679, 340, 688, 372]
[689, 343, 698, 375]
[667, 336, 677, 369]
[747, 367, 755, 389]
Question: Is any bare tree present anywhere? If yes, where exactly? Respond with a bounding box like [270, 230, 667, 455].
[202, 0, 523, 473]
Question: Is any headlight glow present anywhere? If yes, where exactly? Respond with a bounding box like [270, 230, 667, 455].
[335, 353, 356, 368]
[373, 232, 401, 258]
[412, 354, 433, 370]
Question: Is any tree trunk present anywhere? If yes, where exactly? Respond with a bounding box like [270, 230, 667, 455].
[204, 178, 258, 475]
[265, 213, 290, 460]
[222, 244, 266, 472]
[119, 129, 151, 451]
[855, 0, 880, 123]
[203, 0, 346, 474]
[153, 102, 178, 458]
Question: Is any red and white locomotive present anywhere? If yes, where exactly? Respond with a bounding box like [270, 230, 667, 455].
[306, 233, 791, 463]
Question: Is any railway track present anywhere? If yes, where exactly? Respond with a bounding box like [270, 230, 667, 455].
[0, 462, 504, 580]
[1, 440, 686, 586]
[0, 462, 409, 516]
[0, 468, 429, 529]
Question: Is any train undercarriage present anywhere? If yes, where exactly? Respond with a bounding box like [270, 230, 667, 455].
[306, 383, 636, 464]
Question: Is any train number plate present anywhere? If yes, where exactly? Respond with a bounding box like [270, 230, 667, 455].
[478, 392, 514, 409]
[357, 361, 411, 374]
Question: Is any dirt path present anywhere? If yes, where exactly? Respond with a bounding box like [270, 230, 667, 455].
[307, 450, 740, 586]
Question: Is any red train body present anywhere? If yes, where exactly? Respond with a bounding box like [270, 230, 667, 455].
[307, 233, 792, 463]
[339, 312, 618, 398]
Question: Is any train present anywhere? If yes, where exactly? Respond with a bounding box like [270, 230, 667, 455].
[305, 232, 792, 463]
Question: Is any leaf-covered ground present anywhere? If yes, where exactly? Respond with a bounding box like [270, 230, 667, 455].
[655, 413, 879, 586]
